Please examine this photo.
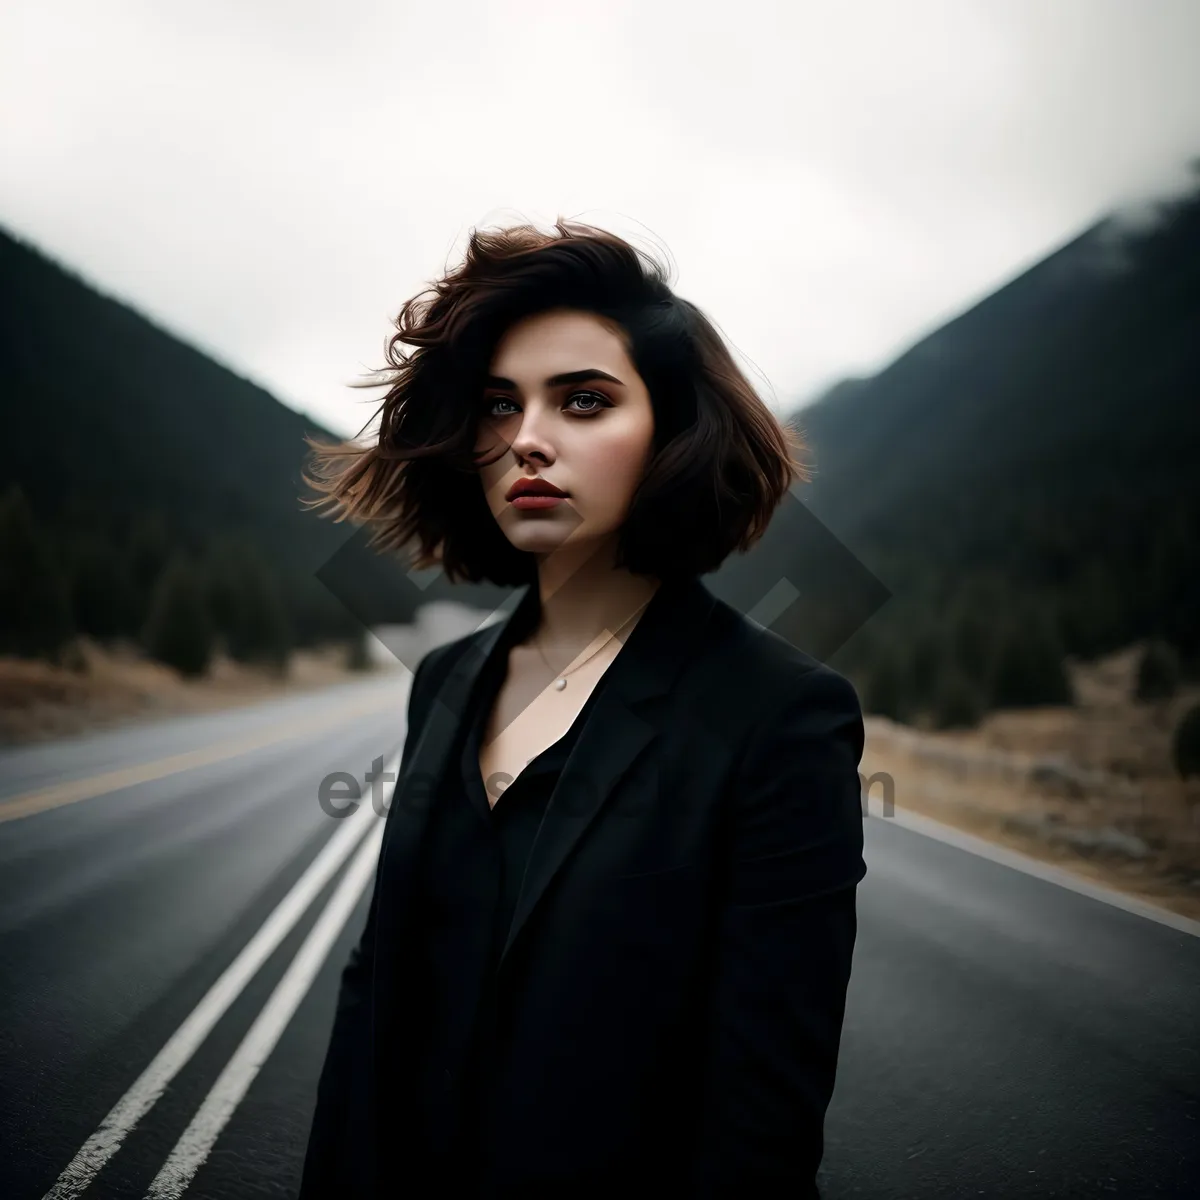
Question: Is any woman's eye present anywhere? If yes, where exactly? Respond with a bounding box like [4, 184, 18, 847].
[566, 391, 610, 414]
[482, 392, 609, 417]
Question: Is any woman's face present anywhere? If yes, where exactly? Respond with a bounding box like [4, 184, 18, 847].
[474, 308, 656, 561]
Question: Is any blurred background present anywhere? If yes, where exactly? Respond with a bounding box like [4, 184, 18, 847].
[2, 2, 1199, 1197]
[3, 0, 1198, 898]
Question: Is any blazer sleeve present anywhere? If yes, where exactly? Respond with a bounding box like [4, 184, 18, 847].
[297, 649, 438, 1199]
[687, 662, 867, 1200]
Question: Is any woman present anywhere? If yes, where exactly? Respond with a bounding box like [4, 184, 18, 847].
[297, 219, 867, 1199]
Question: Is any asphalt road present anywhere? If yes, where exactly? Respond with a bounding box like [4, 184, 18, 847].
[0, 674, 1196, 1199]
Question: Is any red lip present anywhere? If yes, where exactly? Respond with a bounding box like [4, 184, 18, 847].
[506, 478, 568, 501]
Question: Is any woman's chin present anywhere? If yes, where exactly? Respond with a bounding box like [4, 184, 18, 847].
[503, 522, 600, 558]
[504, 526, 572, 554]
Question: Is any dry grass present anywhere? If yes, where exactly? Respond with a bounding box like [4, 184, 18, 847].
[0, 637, 397, 746]
[862, 645, 1200, 921]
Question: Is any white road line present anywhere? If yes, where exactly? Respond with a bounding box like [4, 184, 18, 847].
[40, 749, 399, 1200]
[145, 820, 385, 1199]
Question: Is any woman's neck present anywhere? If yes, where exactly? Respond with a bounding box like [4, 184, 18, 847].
[525, 547, 661, 657]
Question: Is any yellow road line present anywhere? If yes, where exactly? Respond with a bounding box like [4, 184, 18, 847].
[0, 688, 404, 826]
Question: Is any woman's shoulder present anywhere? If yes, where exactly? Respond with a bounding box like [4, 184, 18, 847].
[658, 595, 865, 788]
[700, 594, 863, 717]
[406, 625, 486, 702]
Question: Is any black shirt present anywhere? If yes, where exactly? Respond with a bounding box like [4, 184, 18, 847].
[409, 622, 611, 1191]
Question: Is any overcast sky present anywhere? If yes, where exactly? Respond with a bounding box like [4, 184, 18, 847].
[3, 0, 1199, 439]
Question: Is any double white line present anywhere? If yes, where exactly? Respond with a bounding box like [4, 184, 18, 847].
[41, 748, 401, 1200]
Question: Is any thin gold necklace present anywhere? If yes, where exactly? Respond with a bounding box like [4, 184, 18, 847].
[530, 604, 645, 691]
[532, 629, 619, 691]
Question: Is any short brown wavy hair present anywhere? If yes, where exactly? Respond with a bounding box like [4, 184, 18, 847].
[300, 217, 808, 587]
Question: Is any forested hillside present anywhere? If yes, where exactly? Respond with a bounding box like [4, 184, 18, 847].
[0, 226, 457, 673]
[4, 179, 1197, 724]
[780, 173, 1200, 726]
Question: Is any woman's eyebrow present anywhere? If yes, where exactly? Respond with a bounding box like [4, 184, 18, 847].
[485, 368, 624, 390]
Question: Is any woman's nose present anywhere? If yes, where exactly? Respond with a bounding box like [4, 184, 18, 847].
[510, 408, 556, 463]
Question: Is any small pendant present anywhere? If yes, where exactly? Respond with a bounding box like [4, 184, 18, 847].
[555, 677, 567, 691]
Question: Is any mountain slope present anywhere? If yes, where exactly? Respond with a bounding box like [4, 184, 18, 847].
[0, 226, 462, 643]
[788, 178, 1200, 679]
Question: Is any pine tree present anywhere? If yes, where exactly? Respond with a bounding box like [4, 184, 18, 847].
[946, 600, 1002, 703]
[236, 555, 291, 677]
[0, 484, 74, 662]
[906, 627, 942, 714]
[1135, 639, 1181, 702]
[68, 531, 140, 641]
[1172, 703, 1200, 779]
[204, 535, 251, 658]
[991, 604, 1074, 709]
[125, 511, 171, 633]
[141, 553, 214, 677]
[864, 644, 910, 722]
[203, 535, 292, 675]
[1060, 560, 1124, 659]
[932, 663, 986, 729]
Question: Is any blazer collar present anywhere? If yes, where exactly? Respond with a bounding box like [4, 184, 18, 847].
[385, 573, 718, 969]
[464, 570, 715, 711]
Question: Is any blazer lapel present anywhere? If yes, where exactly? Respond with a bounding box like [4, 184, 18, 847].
[380, 585, 537, 908]
[380, 574, 718, 968]
[498, 574, 717, 969]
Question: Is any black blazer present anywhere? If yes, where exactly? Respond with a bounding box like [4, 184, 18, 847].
[298, 574, 867, 1199]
